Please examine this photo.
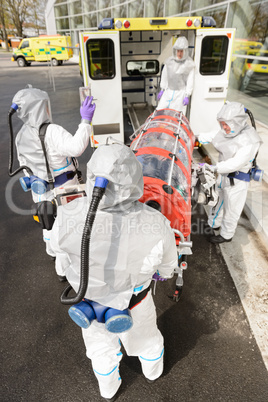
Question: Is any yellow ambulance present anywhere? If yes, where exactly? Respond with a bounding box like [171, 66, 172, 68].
[11, 35, 73, 67]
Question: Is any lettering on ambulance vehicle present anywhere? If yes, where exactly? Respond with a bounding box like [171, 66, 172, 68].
[79, 17, 235, 145]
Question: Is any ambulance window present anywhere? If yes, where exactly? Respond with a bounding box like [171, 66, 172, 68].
[20, 40, 29, 49]
[126, 60, 159, 76]
[200, 36, 228, 75]
[86, 39, 115, 80]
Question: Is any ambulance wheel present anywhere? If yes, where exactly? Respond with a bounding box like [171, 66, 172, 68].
[17, 57, 26, 67]
[51, 58, 59, 66]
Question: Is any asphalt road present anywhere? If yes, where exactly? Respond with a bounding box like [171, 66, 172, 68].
[0, 52, 267, 402]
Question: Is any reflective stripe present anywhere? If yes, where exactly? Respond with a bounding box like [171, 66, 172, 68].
[140, 348, 164, 362]
[212, 200, 223, 227]
[167, 91, 175, 108]
[94, 365, 118, 376]
[134, 285, 143, 292]
[53, 157, 72, 172]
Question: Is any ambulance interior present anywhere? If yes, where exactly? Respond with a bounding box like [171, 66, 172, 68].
[119, 29, 195, 142]
[85, 28, 195, 143]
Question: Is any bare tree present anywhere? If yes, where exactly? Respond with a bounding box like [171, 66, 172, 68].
[26, 0, 46, 35]
[5, 0, 30, 37]
[3, 0, 46, 37]
[0, 0, 10, 51]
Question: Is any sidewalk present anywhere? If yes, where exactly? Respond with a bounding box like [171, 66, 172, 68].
[201, 121, 268, 370]
[69, 54, 79, 64]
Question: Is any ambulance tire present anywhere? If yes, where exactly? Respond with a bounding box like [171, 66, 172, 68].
[17, 57, 26, 67]
[51, 58, 59, 66]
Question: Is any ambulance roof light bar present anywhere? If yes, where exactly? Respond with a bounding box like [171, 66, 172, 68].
[202, 16, 216, 27]
[98, 16, 216, 30]
[99, 18, 114, 29]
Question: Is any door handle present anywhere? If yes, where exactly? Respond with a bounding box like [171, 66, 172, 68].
[209, 87, 224, 93]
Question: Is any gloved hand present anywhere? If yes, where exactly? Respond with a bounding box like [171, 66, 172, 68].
[80, 96, 96, 122]
[183, 96, 189, 106]
[152, 273, 167, 282]
[199, 163, 217, 192]
[157, 90, 164, 100]
[203, 163, 217, 173]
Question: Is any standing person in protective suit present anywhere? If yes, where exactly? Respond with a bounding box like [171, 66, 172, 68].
[50, 142, 178, 401]
[157, 36, 195, 113]
[197, 102, 262, 243]
[12, 86, 96, 277]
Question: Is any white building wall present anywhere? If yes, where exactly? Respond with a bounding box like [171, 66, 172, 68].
[45, 0, 57, 35]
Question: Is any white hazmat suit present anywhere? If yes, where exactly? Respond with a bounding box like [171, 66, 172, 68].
[12, 87, 93, 269]
[157, 36, 195, 113]
[198, 102, 262, 241]
[50, 142, 178, 400]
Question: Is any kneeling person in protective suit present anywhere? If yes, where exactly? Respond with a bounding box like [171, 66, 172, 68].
[197, 102, 262, 243]
[12, 86, 95, 277]
[50, 142, 178, 401]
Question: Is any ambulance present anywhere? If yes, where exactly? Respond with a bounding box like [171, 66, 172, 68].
[11, 35, 73, 67]
[232, 39, 268, 91]
[79, 17, 235, 145]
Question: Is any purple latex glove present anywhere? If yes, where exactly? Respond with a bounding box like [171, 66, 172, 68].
[157, 90, 164, 101]
[153, 273, 167, 282]
[80, 96, 96, 122]
[183, 96, 189, 106]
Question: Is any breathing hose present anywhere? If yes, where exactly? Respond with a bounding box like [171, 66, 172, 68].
[245, 107, 258, 169]
[245, 108, 256, 129]
[60, 177, 109, 305]
[8, 104, 33, 177]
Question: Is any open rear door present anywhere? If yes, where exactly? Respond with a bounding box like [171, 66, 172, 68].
[190, 28, 235, 134]
[80, 31, 124, 145]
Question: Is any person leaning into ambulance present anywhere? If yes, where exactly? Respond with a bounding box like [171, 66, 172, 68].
[12, 86, 96, 275]
[197, 102, 262, 244]
[157, 36, 195, 113]
[50, 142, 178, 401]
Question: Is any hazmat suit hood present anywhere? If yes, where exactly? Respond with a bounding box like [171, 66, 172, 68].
[12, 87, 52, 128]
[13, 87, 54, 183]
[173, 36, 189, 61]
[217, 102, 248, 138]
[86, 141, 144, 210]
[50, 142, 177, 310]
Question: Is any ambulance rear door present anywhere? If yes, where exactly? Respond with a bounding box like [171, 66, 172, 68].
[190, 28, 235, 134]
[80, 31, 123, 145]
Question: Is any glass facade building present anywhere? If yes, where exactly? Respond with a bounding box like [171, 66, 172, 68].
[45, 0, 268, 125]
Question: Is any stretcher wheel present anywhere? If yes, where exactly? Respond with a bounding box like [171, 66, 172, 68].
[168, 286, 183, 302]
[173, 286, 183, 302]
